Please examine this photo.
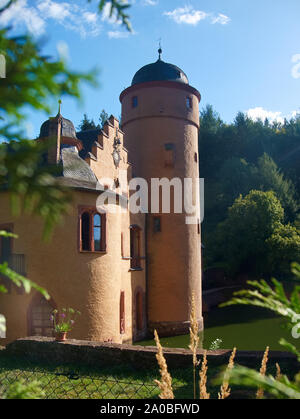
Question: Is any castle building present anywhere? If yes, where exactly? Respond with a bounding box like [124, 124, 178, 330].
[0, 52, 203, 345]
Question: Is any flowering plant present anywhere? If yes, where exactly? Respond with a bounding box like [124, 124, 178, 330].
[51, 308, 81, 333]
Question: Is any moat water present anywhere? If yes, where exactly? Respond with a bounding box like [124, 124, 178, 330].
[136, 306, 298, 351]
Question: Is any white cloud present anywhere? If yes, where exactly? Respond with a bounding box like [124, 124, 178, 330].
[164, 6, 207, 25]
[108, 29, 136, 39]
[56, 40, 70, 62]
[101, 2, 122, 25]
[142, 0, 158, 6]
[211, 13, 230, 25]
[291, 54, 300, 79]
[0, 0, 101, 38]
[37, 0, 71, 21]
[164, 6, 230, 26]
[83, 11, 98, 24]
[246, 107, 299, 124]
[0, 0, 45, 35]
[108, 30, 129, 39]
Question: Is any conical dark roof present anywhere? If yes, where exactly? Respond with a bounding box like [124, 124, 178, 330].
[39, 115, 77, 139]
[132, 59, 189, 86]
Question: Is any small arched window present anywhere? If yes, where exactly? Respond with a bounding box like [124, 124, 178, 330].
[132, 96, 138, 108]
[120, 291, 125, 334]
[93, 214, 101, 251]
[81, 212, 90, 251]
[28, 295, 56, 337]
[186, 97, 193, 109]
[80, 209, 106, 252]
[130, 225, 141, 269]
[164, 143, 175, 168]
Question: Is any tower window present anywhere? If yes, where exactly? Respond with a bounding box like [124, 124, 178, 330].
[132, 96, 138, 108]
[164, 143, 175, 168]
[153, 217, 161, 233]
[0, 225, 13, 294]
[120, 291, 125, 334]
[81, 212, 90, 251]
[194, 152, 198, 163]
[80, 209, 106, 252]
[186, 97, 193, 109]
[93, 214, 102, 251]
[130, 225, 141, 269]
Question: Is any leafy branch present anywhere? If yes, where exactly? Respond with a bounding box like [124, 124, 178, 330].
[90, 0, 132, 31]
[0, 231, 49, 299]
[229, 366, 300, 400]
[221, 263, 300, 332]
[220, 263, 300, 398]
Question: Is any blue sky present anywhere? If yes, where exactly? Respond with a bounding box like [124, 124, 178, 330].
[1, 0, 300, 138]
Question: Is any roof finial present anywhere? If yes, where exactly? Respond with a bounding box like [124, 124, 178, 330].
[158, 38, 162, 61]
[58, 99, 62, 115]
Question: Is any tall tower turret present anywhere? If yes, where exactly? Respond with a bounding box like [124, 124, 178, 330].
[120, 50, 203, 336]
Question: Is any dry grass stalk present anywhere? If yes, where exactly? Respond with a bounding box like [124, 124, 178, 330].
[154, 329, 174, 399]
[256, 346, 269, 399]
[275, 363, 282, 381]
[199, 351, 210, 399]
[189, 292, 200, 398]
[218, 347, 237, 400]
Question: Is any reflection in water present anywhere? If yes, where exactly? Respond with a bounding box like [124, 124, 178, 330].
[136, 306, 297, 351]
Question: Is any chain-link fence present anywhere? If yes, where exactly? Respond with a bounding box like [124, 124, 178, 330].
[0, 352, 195, 399]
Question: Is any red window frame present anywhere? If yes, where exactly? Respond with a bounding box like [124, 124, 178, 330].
[164, 143, 175, 168]
[130, 225, 141, 269]
[120, 291, 125, 334]
[79, 207, 106, 253]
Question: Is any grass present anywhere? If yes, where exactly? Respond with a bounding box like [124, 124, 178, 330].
[0, 350, 287, 399]
[0, 353, 160, 399]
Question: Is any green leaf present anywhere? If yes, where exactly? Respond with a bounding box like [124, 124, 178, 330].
[0, 230, 18, 239]
[227, 366, 300, 399]
[0, 263, 50, 299]
[279, 339, 300, 361]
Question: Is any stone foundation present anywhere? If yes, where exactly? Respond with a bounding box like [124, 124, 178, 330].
[4, 337, 299, 371]
[148, 318, 204, 337]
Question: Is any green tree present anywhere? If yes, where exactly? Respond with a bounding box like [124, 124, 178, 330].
[0, 0, 132, 234]
[256, 153, 299, 221]
[212, 190, 285, 276]
[77, 114, 97, 132]
[217, 157, 257, 207]
[200, 105, 300, 274]
[266, 224, 300, 274]
[0, 0, 133, 310]
[99, 109, 109, 128]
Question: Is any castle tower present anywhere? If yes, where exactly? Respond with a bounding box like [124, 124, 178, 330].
[120, 50, 203, 336]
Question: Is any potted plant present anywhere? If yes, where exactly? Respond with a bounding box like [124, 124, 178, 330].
[51, 308, 81, 342]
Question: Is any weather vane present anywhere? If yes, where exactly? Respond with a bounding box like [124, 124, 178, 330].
[158, 38, 162, 61]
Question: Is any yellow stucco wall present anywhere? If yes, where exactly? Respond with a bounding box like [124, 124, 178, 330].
[0, 115, 146, 345]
